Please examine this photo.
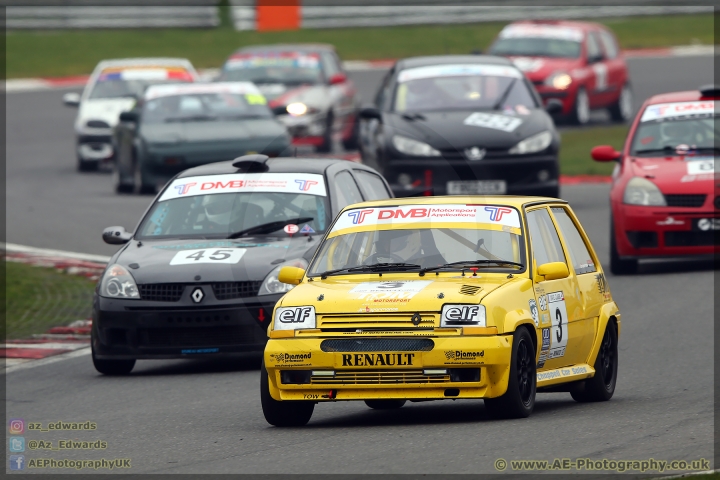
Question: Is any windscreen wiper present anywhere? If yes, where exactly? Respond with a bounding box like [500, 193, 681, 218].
[227, 217, 313, 239]
[316, 262, 421, 280]
[492, 78, 518, 110]
[632, 146, 720, 155]
[419, 259, 524, 275]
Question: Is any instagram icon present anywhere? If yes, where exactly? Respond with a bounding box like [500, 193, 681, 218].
[9, 419, 24, 434]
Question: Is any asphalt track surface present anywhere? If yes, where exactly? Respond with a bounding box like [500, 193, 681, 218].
[6, 55, 714, 257]
[4, 55, 716, 475]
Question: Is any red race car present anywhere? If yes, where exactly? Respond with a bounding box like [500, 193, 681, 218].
[488, 20, 632, 125]
[592, 85, 719, 274]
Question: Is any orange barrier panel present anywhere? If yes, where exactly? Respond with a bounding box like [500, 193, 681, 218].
[256, 0, 300, 31]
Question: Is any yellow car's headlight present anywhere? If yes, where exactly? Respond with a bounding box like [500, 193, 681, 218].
[440, 304, 486, 327]
[274, 306, 316, 331]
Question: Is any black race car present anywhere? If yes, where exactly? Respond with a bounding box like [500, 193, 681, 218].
[217, 44, 360, 152]
[92, 154, 393, 375]
[358, 55, 563, 198]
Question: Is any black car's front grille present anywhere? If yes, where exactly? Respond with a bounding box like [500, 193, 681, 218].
[665, 231, 720, 247]
[138, 284, 185, 302]
[320, 338, 435, 352]
[437, 148, 509, 160]
[626, 231, 658, 249]
[77, 134, 112, 144]
[138, 326, 257, 347]
[665, 194, 707, 207]
[212, 282, 262, 300]
[86, 120, 111, 129]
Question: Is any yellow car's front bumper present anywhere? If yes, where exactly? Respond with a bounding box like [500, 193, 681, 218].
[265, 335, 513, 401]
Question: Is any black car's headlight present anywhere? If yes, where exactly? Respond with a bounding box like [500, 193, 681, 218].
[258, 258, 308, 295]
[392, 135, 440, 157]
[99, 264, 140, 299]
[509, 131, 552, 155]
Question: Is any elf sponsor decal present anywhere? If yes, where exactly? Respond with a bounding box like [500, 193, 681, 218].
[341, 353, 416, 367]
[464, 112, 523, 132]
[640, 101, 716, 122]
[444, 350, 485, 364]
[441, 305, 486, 326]
[169, 248, 246, 265]
[529, 299, 539, 326]
[333, 204, 521, 231]
[159, 173, 326, 201]
[349, 281, 432, 302]
[270, 353, 312, 364]
[547, 291, 569, 359]
[397, 64, 522, 83]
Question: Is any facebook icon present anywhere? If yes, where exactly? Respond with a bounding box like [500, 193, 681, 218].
[9, 454, 25, 470]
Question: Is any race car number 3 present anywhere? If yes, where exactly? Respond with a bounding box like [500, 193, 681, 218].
[170, 248, 246, 265]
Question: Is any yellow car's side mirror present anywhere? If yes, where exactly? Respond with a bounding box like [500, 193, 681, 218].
[278, 266, 306, 285]
[537, 262, 569, 281]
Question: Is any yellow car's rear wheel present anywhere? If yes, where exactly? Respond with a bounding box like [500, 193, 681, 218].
[364, 400, 406, 410]
[484, 327, 536, 419]
[571, 321, 618, 402]
[260, 361, 314, 427]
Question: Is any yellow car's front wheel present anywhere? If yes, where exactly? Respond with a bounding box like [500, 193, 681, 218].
[260, 362, 314, 427]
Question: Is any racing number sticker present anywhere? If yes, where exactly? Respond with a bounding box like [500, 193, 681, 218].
[547, 291, 568, 359]
[169, 248, 246, 265]
[687, 159, 715, 175]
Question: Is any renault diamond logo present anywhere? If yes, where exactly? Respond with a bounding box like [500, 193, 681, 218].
[411, 312, 422, 326]
[191, 287, 204, 303]
[465, 147, 486, 161]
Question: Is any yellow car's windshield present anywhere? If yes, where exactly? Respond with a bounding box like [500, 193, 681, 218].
[308, 204, 526, 275]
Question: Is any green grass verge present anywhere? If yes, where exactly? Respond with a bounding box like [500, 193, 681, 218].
[6, 13, 714, 79]
[4, 261, 96, 340]
[559, 125, 627, 176]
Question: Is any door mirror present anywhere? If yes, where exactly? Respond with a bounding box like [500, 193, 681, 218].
[329, 72, 347, 85]
[537, 262, 569, 281]
[63, 92, 81, 107]
[119, 111, 139, 123]
[278, 266, 305, 285]
[587, 54, 603, 65]
[359, 106, 382, 121]
[545, 99, 563, 115]
[102, 226, 133, 245]
[591, 145, 621, 162]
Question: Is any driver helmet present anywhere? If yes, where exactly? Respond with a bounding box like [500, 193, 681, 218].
[407, 78, 439, 96]
[659, 121, 692, 145]
[395, 230, 422, 260]
[202, 194, 235, 225]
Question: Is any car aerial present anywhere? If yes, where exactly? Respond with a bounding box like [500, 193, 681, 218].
[358, 55, 561, 198]
[487, 20, 632, 125]
[63, 58, 199, 172]
[591, 85, 719, 275]
[112, 82, 291, 194]
[260, 196, 621, 426]
[217, 44, 360, 153]
[91, 154, 394, 375]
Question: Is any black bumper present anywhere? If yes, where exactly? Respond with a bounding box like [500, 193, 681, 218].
[92, 294, 283, 360]
[383, 155, 559, 198]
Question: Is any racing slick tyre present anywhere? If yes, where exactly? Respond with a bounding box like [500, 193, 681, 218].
[315, 112, 334, 153]
[91, 344, 135, 376]
[610, 219, 638, 275]
[570, 320, 618, 403]
[341, 114, 360, 151]
[134, 161, 156, 195]
[570, 87, 590, 126]
[77, 156, 99, 172]
[260, 361, 314, 427]
[484, 327, 536, 419]
[364, 400, 407, 410]
[609, 83, 633, 123]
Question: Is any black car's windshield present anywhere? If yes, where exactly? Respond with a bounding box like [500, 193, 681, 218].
[308, 204, 526, 275]
[142, 91, 272, 124]
[489, 24, 583, 58]
[137, 173, 329, 240]
[393, 64, 536, 113]
[88, 66, 194, 99]
[220, 52, 323, 85]
[630, 101, 718, 156]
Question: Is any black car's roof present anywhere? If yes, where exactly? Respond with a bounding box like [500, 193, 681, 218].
[234, 44, 335, 55]
[177, 157, 368, 178]
[396, 55, 514, 70]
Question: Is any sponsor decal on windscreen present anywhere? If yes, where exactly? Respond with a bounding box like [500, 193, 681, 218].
[640, 101, 716, 122]
[98, 66, 193, 82]
[159, 173, 327, 201]
[145, 82, 262, 100]
[499, 24, 584, 42]
[397, 64, 522, 83]
[331, 204, 521, 232]
[225, 52, 320, 70]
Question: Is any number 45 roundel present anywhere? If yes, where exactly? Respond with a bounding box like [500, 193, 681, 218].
[170, 248, 246, 265]
[547, 291, 569, 359]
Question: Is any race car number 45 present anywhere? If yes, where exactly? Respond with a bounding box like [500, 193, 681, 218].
[170, 248, 247, 265]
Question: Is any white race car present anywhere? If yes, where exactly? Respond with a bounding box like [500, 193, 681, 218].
[63, 58, 199, 171]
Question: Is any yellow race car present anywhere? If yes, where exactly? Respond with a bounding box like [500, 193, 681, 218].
[261, 196, 621, 426]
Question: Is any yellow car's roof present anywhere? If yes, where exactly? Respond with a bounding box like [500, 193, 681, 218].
[341, 195, 567, 211]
